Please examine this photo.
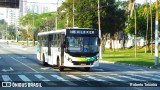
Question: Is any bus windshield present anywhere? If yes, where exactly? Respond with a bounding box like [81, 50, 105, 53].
[66, 36, 99, 53]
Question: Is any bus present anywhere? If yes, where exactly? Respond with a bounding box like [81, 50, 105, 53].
[36, 28, 100, 71]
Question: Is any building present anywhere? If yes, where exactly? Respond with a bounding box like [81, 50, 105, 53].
[6, 8, 20, 27]
[19, 0, 60, 17]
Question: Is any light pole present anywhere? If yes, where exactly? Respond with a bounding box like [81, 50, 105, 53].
[73, 0, 74, 27]
[155, 0, 159, 65]
[98, 0, 102, 59]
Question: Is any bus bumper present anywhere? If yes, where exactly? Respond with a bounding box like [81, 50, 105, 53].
[63, 60, 99, 67]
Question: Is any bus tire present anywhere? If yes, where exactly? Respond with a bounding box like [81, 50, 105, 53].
[59, 66, 64, 71]
[84, 67, 90, 71]
[42, 54, 48, 66]
[57, 57, 64, 71]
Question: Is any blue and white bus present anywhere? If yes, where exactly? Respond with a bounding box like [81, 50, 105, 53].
[37, 28, 100, 71]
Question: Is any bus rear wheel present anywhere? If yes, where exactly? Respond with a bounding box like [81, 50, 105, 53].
[57, 57, 64, 71]
[42, 54, 48, 66]
[59, 66, 64, 71]
[84, 67, 90, 71]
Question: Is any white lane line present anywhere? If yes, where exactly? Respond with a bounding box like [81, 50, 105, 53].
[18, 75, 31, 81]
[82, 75, 105, 81]
[35, 75, 50, 81]
[67, 75, 88, 81]
[51, 75, 68, 81]
[2, 75, 12, 81]
[119, 75, 145, 81]
[11, 57, 39, 73]
[35, 74, 56, 86]
[51, 75, 77, 86]
[97, 75, 125, 81]
[129, 74, 159, 81]
[144, 74, 160, 81]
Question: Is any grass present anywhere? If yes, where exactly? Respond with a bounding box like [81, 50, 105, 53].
[102, 47, 160, 68]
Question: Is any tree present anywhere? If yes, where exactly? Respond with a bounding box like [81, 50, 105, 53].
[7, 25, 16, 40]
[19, 12, 56, 45]
[58, 0, 127, 50]
[0, 19, 7, 39]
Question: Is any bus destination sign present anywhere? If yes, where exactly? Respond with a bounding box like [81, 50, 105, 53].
[67, 29, 98, 36]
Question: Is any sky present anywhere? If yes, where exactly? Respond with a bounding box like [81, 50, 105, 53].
[0, 0, 158, 20]
[120, 0, 156, 4]
[0, 0, 64, 19]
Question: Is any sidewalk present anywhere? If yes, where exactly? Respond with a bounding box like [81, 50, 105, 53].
[10, 41, 36, 51]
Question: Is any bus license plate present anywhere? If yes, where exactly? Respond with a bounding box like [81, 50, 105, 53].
[80, 63, 86, 65]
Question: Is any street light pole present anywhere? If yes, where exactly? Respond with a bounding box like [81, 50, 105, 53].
[155, 0, 159, 65]
[73, 0, 74, 27]
[134, 1, 137, 58]
[98, 0, 102, 59]
[56, 0, 59, 30]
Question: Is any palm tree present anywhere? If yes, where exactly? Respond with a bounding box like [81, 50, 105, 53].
[144, 0, 149, 53]
[150, 0, 153, 55]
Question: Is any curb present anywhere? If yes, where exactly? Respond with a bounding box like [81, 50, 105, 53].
[100, 60, 160, 70]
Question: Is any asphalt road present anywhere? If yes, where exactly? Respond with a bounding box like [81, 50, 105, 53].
[0, 40, 160, 90]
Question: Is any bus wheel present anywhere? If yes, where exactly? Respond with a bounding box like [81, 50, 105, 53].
[59, 66, 64, 71]
[42, 54, 48, 66]
[84, 67, 90, 71]
[57, 58, 64, 71]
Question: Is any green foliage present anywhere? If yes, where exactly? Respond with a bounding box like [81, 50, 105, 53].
[6, 25, 16, 40]
[125, 2, 160, 40]
[19, 12, 56, 41]
[57, 0, 127, 36]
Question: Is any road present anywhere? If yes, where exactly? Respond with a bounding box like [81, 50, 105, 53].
[0, 40, 160, 90]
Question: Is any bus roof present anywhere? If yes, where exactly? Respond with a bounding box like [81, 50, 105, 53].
[38, 29, 66, 36]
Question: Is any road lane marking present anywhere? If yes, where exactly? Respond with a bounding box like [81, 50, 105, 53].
[129, 74, 159, 81]
[11, 57, 39, 73]
[143, 74, 160, 81]
[1, 67, 14, 72]
[51, 75, 77, 86]
[35, 74, 56, 86]
[18, 75, 31, 81]
[118, 75, 145, 81]
[97, 75, 125, 81]
[51, 75, 68, 81]
[67, 75, 88, 81]
[35, 74, 50, 81]
[82, 75, 105, 81]
[2, 75, 12, 81]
